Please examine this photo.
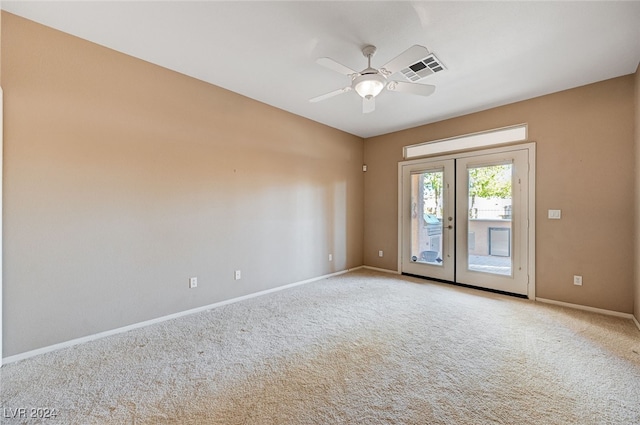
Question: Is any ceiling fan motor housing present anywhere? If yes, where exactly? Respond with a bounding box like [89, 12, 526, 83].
[362, 45, 377, 58]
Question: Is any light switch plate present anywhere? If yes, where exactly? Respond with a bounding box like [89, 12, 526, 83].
[548, 209, 561, 219]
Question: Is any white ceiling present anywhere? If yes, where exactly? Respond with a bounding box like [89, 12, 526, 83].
[3, 1, 640, 138]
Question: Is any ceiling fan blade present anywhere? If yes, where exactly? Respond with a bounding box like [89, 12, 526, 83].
[380, 45, 429, 76]
[362, 96, 375, 114]
[309, 86, 352, 103]
[316, 57, 358, 76]
[386, 81, 436, 97]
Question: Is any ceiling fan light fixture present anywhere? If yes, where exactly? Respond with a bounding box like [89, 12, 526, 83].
[353, 73, 386, 98]
[310, 44, 436, 113]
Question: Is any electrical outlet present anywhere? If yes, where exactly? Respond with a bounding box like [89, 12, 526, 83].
[573, 275, 582, 286]
[378, 250, 384, 257]
[234, 270, 241, 280]
[329, 254, 333, 261]
[189, 277, 198, 288]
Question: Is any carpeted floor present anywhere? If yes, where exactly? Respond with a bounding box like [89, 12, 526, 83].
[1, 269, 639, 424]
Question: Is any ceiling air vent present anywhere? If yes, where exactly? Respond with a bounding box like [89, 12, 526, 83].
[400, 53, 446, 82]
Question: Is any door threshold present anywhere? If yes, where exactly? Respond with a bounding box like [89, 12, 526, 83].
[401, 273, 528, 299]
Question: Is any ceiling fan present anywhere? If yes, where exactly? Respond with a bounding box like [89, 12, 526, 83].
[310, 44, 437, 114]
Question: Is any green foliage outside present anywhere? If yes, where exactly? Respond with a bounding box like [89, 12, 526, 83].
[469, 165, 511, 200]
[422, 172, 443, 216]
[468, 164, 512, 215]
[421, 164, 511, 217]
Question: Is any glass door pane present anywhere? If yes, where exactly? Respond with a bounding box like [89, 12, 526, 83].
[410, 170, 444, 266]
[467, 163, 513, 276]
[400, 159, 455, 281]
[455, 149, 529, 296]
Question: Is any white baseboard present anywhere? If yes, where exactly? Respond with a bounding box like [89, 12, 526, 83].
[633, 315, 640, 332]
[362, 265, 401, 274]
[2, 267, 359, 366]
[536, 297, 635, 320]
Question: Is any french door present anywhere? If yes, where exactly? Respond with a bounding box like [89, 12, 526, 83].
[400, 145, 532, 297]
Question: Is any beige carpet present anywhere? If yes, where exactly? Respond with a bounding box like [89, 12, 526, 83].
[1, 269, 639, 424]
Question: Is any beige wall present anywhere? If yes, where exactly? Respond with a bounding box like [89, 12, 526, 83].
[2, 11, 638, 359]
[364, 76, 636, 314]
[635, 63, 640, 323]
[1, 13, 364, 357]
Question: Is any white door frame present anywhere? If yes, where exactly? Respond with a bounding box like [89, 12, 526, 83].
[398, 142, 536, 300]
[1, 86, 4, 366]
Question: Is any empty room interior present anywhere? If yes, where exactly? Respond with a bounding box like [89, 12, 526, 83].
[1, 1, 640, 424]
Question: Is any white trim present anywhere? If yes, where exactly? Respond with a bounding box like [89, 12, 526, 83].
[633, 315, 640, 332]
[403, 124, 527, 159]
[526, 144, 536, 300]
[397, 163, 403, 274]
[400, 142, 535, 167]
[362, 265, 401, 274]
[536, 297, 636, 320]
[2, 268, 358, 365]
[0, 87, 3, 368]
